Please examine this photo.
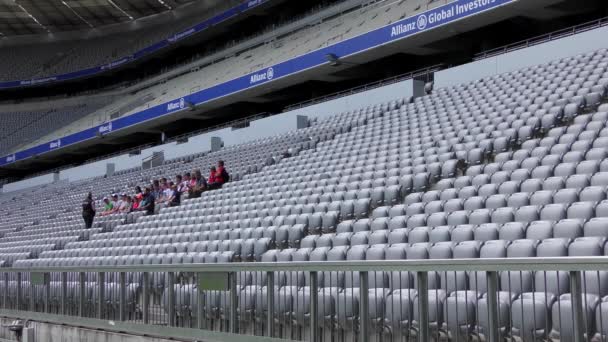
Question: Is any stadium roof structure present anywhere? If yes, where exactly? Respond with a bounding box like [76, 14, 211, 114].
[0, 0, 196, 36]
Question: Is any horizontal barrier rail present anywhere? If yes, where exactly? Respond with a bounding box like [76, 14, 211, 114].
[1, 257, 608, 342]
[474, 16, 608, 60]
[5, 257, 608, 273]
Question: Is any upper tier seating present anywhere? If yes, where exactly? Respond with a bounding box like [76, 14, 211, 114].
[0, 4, 225, 82]
[0, 101, 111, 155]
[16, 0, 453, 152]
[3, 45, 608, 341]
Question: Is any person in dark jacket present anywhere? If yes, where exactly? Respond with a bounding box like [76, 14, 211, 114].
[137, 187, 156, 216]
[82, 192, 96, 228]
[216, 160, 229, 184]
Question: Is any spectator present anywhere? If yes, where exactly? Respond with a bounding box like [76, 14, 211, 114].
[189, 170, 200, 188]
[168, 183, 181, 207]
[132, 186, 143, 211]
[208, 166, 219, 189]
[175, 175, 185, 193]
[181, 173, 192, 192]
[101, 197, 114, 216]
[82, 192, 96, 229]
[208, 161, 229, 190]
[159, 181, 174, 204]
[138, 187, 155, 216]
[216, 160, 229, 185]
[118, 193, 131, 213]
[110, 193, 120, 212]
[152, 180, 161, 201]
[157, 178, 170, 203]
[189, 169, 207, 198]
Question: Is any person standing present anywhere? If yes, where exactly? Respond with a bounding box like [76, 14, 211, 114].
[82, 192, 96, 228]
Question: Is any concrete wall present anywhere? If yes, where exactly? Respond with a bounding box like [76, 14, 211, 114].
[0, 317, 176, 342]
[284, 78, 415, 120]
[2, 173, 56, 193]
[435, 25, 608, 88]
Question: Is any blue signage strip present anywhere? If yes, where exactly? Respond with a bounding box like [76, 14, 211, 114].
[0, 0, 268, 90]
[0, 0, 516, 166]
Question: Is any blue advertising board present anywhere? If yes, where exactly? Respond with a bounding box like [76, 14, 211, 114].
[0, 0, 516, 166]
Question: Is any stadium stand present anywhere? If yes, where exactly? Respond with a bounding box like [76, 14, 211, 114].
[0, 1, 252, 82]
[3, 0, 428, 154]
[0, 100, 111, 155]
[3, 0, 608, 340]
[0, 42, 606, 340]
[16, 0, 451, 154]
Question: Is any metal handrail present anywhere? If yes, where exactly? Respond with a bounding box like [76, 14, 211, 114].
[474, 16, 608, 60]
[7, 256, 608, 273]
[1, 256, 602, 342]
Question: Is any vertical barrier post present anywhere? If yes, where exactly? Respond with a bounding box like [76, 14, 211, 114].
[44, 273, 50, 313]
[416, 272, 429, 342]
[196, 278, 204, 330]
[486, 271, 500, 342]
[359, 272, 370, 342]
[16, 272, 22, 311]
[97, 272, 105, 320]
[570, 271, 584, 342]
[167, 272, 176, 327]
[229, 272, 238, 334]
[309, 272, 319, 342]
[28, 277, 34, 311]
[266, 271, 275, 337]
[61, 273, 68, 315]
[119, 272, 126, 322]
[142, 272, 150, 324]
[3, 273, 8, 309]
[79, 272, 86, 317]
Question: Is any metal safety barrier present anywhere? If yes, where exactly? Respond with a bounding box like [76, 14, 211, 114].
[1, 257, 608, 342]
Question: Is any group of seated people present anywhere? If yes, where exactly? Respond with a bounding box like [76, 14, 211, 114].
[99, 160, 229, 217]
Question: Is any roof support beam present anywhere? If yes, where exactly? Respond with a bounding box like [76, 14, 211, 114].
[13, 0, 50, 33]
[61, 0, 95, 28]
[106, 0, 133, 20]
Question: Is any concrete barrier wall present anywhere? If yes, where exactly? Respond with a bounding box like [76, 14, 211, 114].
[2, 173, 56, 193]
[434, 25, 608, 88]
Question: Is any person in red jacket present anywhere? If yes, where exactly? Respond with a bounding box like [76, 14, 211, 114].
[208, 161, 230, 190]
[208, 166, 220, 190]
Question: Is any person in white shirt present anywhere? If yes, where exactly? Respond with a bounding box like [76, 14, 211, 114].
[110, 194, 120, 213]
[180, 173, 192, 193]
[118, 193, 130, 212]
[161, 183, 174, 203]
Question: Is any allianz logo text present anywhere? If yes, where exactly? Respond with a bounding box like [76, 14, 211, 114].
[250, 67, 274, 84]
[6, 154, 15, 163]
[247, 0, 262, 8]
[98, 122, 112, 134]
[49, 140, 61, 149]
[167, 98, 186, 111]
